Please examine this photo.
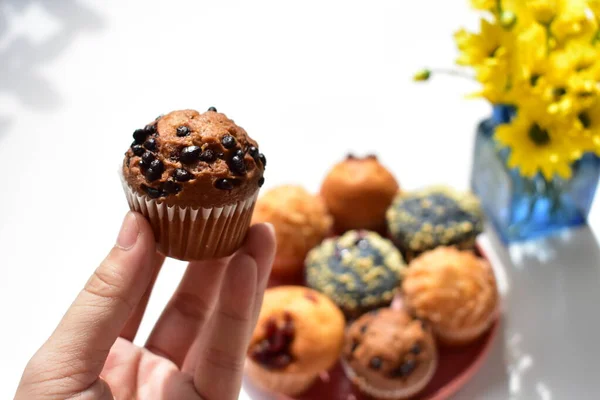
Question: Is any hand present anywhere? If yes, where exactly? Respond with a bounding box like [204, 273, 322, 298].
[15, 211, 276, 400]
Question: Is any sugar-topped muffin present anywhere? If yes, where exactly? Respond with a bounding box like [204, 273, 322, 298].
[386, 185, 483, 261]
[122, 108, 265, 260]
[342, 308, 438, 399]
[251, 185, 333, 278]
[246, 286, 345, 396]
[402, 247, 498, 345]
[320, 154, 400, 233]
[305, 230, 405, 317]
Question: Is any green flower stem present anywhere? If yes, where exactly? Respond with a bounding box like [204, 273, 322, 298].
[427, 68, 475, 80]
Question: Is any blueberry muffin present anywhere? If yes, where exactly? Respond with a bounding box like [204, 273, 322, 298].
[403, 247, 498, 345]
[246, 286, 346, 396]
[305, 230, 405, 317]
[251, 185, 333, 279]
[342, 308, 438, 399]
[386, 185, 483, 260]
[321, 154, 400, 233]
[122, 108, 265, 260]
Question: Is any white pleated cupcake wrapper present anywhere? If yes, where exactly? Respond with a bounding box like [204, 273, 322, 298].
[120, 171, 258, 260]
[340, 356, 437, 399]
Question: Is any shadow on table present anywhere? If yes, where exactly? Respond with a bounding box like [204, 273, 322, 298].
[471, 225, 600, 399]
[0, 0, 105, 140]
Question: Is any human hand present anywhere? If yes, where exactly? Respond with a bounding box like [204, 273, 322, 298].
[15, 211, 276, 400]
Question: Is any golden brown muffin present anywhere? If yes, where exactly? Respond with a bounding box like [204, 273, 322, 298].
[402, 247, 498, 345]
[121, 108, 265, 260]
[342, 308, 437, 399]
[251, 185, 333, 277]
[320, 154, 399, 233]
[246, 286, 346, 396]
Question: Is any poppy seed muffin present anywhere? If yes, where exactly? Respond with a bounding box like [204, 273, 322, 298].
[342, 308, 438, 399]
[122, 108, 266, 260]
[386, 185, 483, 261]
[305, 230, 405, 317]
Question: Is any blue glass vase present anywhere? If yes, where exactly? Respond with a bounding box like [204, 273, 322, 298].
[470, 105, 600, 243]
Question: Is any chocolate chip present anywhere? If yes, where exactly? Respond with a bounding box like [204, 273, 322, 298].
[217, 152, 225, 159]
[144, 138, 157, 151]
[410, 344, 421, 355]
[259, 153, 267, 167]
[144, 124, 157, 134]
[131, 144, 145, 156]
[207, 106, 217, 112]
[397, 360, 416, 377]
[173, 168, 193, 182]
[180, 146, 201, 164]
[221, 135, 236, 149]
[360, 325, 368, 334]
[145, 159, 164, 182]
[235, 149, 245, 158]
[141, 151, 156, 166]
[162, 180, 182, 194]
[155, 114, 163, 121]
[258, 176, 265, 187]
[199, 149, 216, 163]
[230, 155, 247, 175]
[215, 178, 234, 190]
[176, 126, 190, 137]
[351, 341, 359, 353]
[142, 185, 162, 199]
[133, 128, 149, 144]
[369, 357, 382, 370]
[248, 146, 259, 160]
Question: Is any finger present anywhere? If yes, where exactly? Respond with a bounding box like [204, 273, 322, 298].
[193, 225, 276, 400]
[144, 257, 229, 367]
[181, 223, 275, 373]
[36, 212, 157, 387]
[120, 252, 165, 342]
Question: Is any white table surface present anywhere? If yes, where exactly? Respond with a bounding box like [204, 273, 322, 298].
[1, 1, 599, 399]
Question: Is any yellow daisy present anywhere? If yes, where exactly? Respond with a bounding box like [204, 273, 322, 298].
[455, 19, 510, 67]
[470, 0, 497, 11]
[572, 100, 600, 155]
[474, 62, 512, 103]
[551, 0, 597, 44]
[526, 0, 560, 25]
[495, 101, 582, 179]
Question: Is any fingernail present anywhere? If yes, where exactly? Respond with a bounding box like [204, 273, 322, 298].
[116, 212, 140, 250]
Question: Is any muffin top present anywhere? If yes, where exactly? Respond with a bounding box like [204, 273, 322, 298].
[320, 154, 399, 231]
[122, 108, 265, 208]
[305, 230, 405, 315]
[402, 247, 498, 333]
[248, 286, 345, 374]
[344, 308, 437, 391]
[386, 185, 483, 254]
[251, 185, 333, 268]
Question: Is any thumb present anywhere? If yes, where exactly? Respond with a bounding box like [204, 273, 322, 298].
[18, 212, 157, 397]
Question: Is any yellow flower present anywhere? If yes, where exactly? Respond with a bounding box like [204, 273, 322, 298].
[496, 101, 583, 179]
[455, 19, 510, 67]
[470, 0, 497, 11]
[551, 0, 597, 43]
[589, 0, 600, 22]
[526, 0, 560, 25]
[473, 63, 512, 103]
[572, 101, 600, 155]
[413, 69, 431, 82]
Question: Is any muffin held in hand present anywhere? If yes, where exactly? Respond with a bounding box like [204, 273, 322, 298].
[251, 185, 332, 278]
[122, 108, 265, 261]
[403, 247, 498, 346]
[320, 154, 399, 233]
[386, 185, 483, 261]
[246, 286, 345, 396]
[305, 230, 405, 317]
[342, 308, 438, 399]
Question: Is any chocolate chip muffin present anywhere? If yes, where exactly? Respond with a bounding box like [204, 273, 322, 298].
[386, 185, 483, 261]
[342, 308, 438, 399]
[305, 230, 406, 317]
[121, 108, 265, 260]
[246, 286, 346, 396]
[251, 185, 333, 279]
[321, 154, 400, 233]
[403, 247, 499, 346]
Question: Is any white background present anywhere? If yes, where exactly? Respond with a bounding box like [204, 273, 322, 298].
[1, 1, 599, 399]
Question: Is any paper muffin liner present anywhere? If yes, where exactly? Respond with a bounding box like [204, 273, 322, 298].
[121, 175, 258, 261]
[341, 356, 437, 400]
[245, 359, 317, 397]
[434, 307, 499, 346]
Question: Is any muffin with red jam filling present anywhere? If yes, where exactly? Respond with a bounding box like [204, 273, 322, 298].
[246, 286, 346, 396]
[342, 308, 438, 399]
[122, 108, 265, 261]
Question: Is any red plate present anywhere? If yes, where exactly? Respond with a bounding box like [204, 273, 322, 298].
[244, 247, 500, 400]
